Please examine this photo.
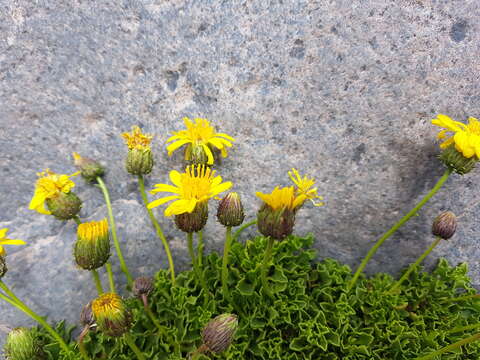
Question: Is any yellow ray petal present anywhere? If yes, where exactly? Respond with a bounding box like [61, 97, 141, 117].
[147, 195, 180, 209]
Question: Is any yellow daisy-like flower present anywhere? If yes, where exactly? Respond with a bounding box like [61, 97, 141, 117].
[121, 125, 153, 150]
[432, 114, 480, 158]
[0, 228, 26, 257]
[288, 168, 324, 207]
[77, 219, 109, 242]
[166, 117, 235, 165]
[147, 164, 233, 216]
[29, 169, 79, 215]
[256, 186, 306, 211]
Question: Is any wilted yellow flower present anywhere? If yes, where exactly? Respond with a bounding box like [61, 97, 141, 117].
[121, 125, 153, 150]
[148, 164, 232, 216]
[432, 114, 480, 158]
[256, 186, 306, 212]
[28, 169, 79, 215]
[92, 293, 132, 337]
[0, 228, 26, 257]
[288, 168, 324, 207]
[166, 117, 235, 165]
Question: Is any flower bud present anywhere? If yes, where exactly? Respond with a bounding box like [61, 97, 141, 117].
[0, 255, 7, 279]
[45, 192, 82, 220]
[432, 211, 457, 240]
[74, 219, 111, 270]
[80, 301, 95, 329]
[133, 276, 154, 308]
[72, 152, 105, 182]
[174, 202, 208, 233]
[202, 314, 238, 354]
[217, 192, 245, 227]
[92, 293, 132, 337]
[4, 328, 44, 360]
[185, 144, 210, 165]
[257, 204, 295, 240]
[439, 145, 477, 175]
[126, 148, 154, 175]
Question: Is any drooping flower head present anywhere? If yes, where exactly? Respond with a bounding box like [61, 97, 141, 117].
[92, 293, 132, 337]
[166, 117, 235, 165]
[72, 152, 105, 182]
[29, 169, 80, 217]
[148, 164, 232, 216]
[432, 114, 480, 174]
[75, 219, 111, 270]
[0, 228, 26, 257]
[121, 126, 155, 175]
[121, 125, 153, 150]
[288, 168, 324, 207]
[256, 186, 306, 212]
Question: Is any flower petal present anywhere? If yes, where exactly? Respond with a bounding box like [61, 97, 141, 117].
[202, 144, 214, 165]
[0, 228, 8, 238]
[147, 195, 179, 209]
[167, 139, 191, 155]
[0, 239, 26, 246]
[150, 184, 181, 195]
[169, 170, 182, 187]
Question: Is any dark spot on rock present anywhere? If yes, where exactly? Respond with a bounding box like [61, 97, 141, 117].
[291, 127, 297, 134]
[368, 37, 378, 49]
[330, 26, 338, 34]
[352, 143, 366, 163]
[133, 64, 145, 76]
[294, 39, 304, 46]
[337, 53, 344, 62]
[289, 46, 305, 59]
[193, 94, 217, 106]
[198, 23, 208, 32]
[450, 20, 468, 42]
[360, 65, 367, 71]
[272, 77, 283, 86]
[165, 71, 179, 91]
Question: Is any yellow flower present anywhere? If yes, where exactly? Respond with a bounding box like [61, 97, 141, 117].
[432, 114, 480, 158]
[0, 228, 26, 257]
[288, 168, 324, 207]
[256, 186, 306, 211]
[77, 219, 109, 242]
[147, 164, 233, 216]
[166, 117, 235, 165]
[92, 292, 123, 317]
[29, 169, 79, 215]
[121, 125, 153, 150]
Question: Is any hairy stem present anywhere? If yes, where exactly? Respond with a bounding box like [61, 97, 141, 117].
[261, 237, 275, 298]
[233, 220, 257, 242]
[124, 333, 146, 360]
[105, 262, 116, 293]
[222, 226, 233, 302]
[91, 269, 104, 295]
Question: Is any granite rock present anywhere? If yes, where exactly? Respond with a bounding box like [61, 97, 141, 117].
[1, 0, 480, 344]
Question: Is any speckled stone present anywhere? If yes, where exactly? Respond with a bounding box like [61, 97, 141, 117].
[1, 0, 480, 345]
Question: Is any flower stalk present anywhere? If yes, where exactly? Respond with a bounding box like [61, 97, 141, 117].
[414, 332, 480, 360]
[222, 227, 233, 302]
[92, 269, 104, 295]
[187, 232, 208, 297]
[124, 333, 146, 360]
[261, 237, 275, 298]
[347, 167, 452, 292]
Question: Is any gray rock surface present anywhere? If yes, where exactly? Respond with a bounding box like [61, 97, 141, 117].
[1, 0, 480, 345]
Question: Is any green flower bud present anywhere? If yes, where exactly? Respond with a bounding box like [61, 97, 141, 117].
[72, 152, 105, 182]
[74, 219, 110, 270]
[0, 255, 7, 279]
[257, 204, 295, 240]
[174, 202, 208, 233]
[202, 314, 238, 354]
[439, 145, 477, 175]
[126, 148, 154, 175]
[185, 144, 210, 165]
[133, 276, 154, 308]
[46, 192, 82, 220]
[432, 211, 457, 240]
[4, 328, 44, 360]
[92, 293, 132, 337]
[217, 192, 245, 227]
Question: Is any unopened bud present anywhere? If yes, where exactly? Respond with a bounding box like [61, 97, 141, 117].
[4, 328, 44, 360]
[92, 293, 132, 337]
[74, 219, 111, 270]
[217, 192, 245, 227]
[257, 204, 295, 240]
[133, 277, 154, 308]
[202, 314, 238, 354]
[432, 211, 457, 240]
[175, 202, 208, 233]
[185, 144, 210, 165]
[80, 302, 95, 329]
[46, 192, 82, 220]
[72, 152, 105, 182]
[0, 256, 7, 279]
[126, 148, 154, 175]
[439, 145, 477, 175]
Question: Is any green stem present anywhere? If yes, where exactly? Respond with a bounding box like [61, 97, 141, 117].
[138, 175, 176, 286]
[124, 333, 146, 360]
[233, 220, 257, 241]
[415, 332, 480, 360]
[0, 282, 72, 357]
[261, 237, 275, 298]
[348, 168, 452, 292]
[222, 227, 233, 302]
[105, 262, 116, 293]
[97, 176, 133, 286]
[73, 216, 82, 225]
[187, 233, 209, 297]
[447, 323, 480, 334]
[197, 230, 204, 269]
[78, 340, 90, 360]
[91, 269, 104, 294]
[387, 237, 442, 294]
[144, 303, 168, 338]
[442, 294, 480, 303]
